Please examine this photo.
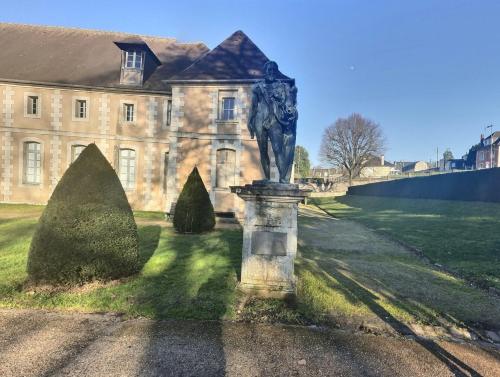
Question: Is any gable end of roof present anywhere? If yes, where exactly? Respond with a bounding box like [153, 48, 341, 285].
[167, 30, 292, 83]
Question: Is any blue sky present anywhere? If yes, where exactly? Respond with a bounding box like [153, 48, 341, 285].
[2, 0, 500, 166]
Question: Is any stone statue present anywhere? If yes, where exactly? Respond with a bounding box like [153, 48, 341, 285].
[248, 61, 298, 184]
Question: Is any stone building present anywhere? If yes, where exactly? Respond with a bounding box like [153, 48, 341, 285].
[394, 160, 429, 173]
[0, 23, 292, 215]
[359, 155, 396, 178]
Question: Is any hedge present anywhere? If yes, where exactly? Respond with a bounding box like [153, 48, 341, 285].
[27, 143, 139, 285]
[173, 167, 215, 233]
[347, 168, 500, 202]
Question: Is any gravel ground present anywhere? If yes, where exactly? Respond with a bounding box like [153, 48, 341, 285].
[0, 309, 499, 377]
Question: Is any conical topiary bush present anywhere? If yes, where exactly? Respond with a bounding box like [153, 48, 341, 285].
[27, 143, 139, 285]
[173, 167, 215, 233]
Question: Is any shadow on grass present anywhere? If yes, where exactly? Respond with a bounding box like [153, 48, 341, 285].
[299, 249, 483, 376]
[329, 195, 500, 290]
[331, 265, 483, 377]
[27, 227, 242, 376]
[134, 228, 242, 375]
[133, 229, 242, 320]
[137, 226, 162, 269]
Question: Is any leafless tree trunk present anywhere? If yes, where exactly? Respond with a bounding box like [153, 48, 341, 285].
[319, 113, 386, 185]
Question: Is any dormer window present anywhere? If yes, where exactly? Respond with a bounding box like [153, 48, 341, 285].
[125, 51, 144, 69]
[119, 49, 145, 86]
[115, 38, 161, 87]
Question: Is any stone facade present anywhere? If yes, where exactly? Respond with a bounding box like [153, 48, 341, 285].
[0, 82, 264, 214]
[165, 84, 258, 216]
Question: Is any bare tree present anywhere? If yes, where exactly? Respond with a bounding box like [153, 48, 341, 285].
[319, 113, 386, 184]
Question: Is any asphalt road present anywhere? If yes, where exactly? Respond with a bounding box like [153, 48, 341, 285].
[1, 309, 499, 377]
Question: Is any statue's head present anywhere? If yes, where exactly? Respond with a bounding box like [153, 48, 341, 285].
[264, 61, 278, 83]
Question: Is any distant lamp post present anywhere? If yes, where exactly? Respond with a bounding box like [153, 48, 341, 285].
[486, 124, 493, 168]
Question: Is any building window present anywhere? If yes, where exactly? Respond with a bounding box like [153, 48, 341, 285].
[163, 152, 169, 192]
[75, 99, 87, 119]
[216, 148, 236, 188]
[23, 142, 41, 185]
[24, 93, 41, 118]
[119, 148, 136, 190]
[221, 97, 235, 120]
[71, 145, 87, 162]
[123, 103, 135, 122]
[125, 51, 143, 69]
[27, 96, 39, 115]
[166, 100, 172, 126]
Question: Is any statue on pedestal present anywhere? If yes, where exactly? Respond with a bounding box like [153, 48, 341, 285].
[232, 61, 308, 297]
[248, 61, 298, 184]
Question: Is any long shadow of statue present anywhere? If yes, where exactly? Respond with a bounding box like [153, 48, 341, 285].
[329, 266, 483, 377]
[132, 229, 242, 376]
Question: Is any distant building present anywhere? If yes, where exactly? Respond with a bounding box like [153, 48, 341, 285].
[395, 161, 429, 173]
[403, 161, 428, 173]
[464, 145, 480, 170]
[441, 158, 466, 171]
[310, 167, 341, 181]
[393, 161, 412, 171]
[360, 155, 396, 177]
[476, 132, 500, 169]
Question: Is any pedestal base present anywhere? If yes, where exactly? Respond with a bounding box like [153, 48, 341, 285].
[231, 182, 310, 297]
[238, 281, 296, 299]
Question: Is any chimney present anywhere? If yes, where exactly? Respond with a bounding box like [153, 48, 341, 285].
[380, 155, 385, 166]
[481, 134, 484, 143]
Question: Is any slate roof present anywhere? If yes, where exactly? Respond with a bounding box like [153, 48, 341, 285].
[400, 161, 428, 172]
[401, 162, 417, 172]
[483, 131, 500, 145]
[364, 156, 394, 167]
[167, 30, 291, 82]
[0, 23, 209, 92]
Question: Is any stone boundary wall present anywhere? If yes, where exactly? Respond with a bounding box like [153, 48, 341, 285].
[348, 168, 500, 202]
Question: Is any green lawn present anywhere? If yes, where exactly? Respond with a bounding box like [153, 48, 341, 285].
[0, 212, 242, 320]
[313, 195, 500, 290]
[1, 203, 498, 332]
[0, 206, 304, 323]
[132, 210, 166, 220]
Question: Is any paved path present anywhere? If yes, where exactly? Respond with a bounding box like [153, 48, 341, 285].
[1, 309, 499, 377]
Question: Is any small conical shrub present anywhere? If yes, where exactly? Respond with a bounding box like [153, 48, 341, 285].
[173, 167, 215, 233]
[27, 143, 139, 285]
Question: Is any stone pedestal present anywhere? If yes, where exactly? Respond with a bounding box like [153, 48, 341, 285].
[231, 182, 310, 297]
